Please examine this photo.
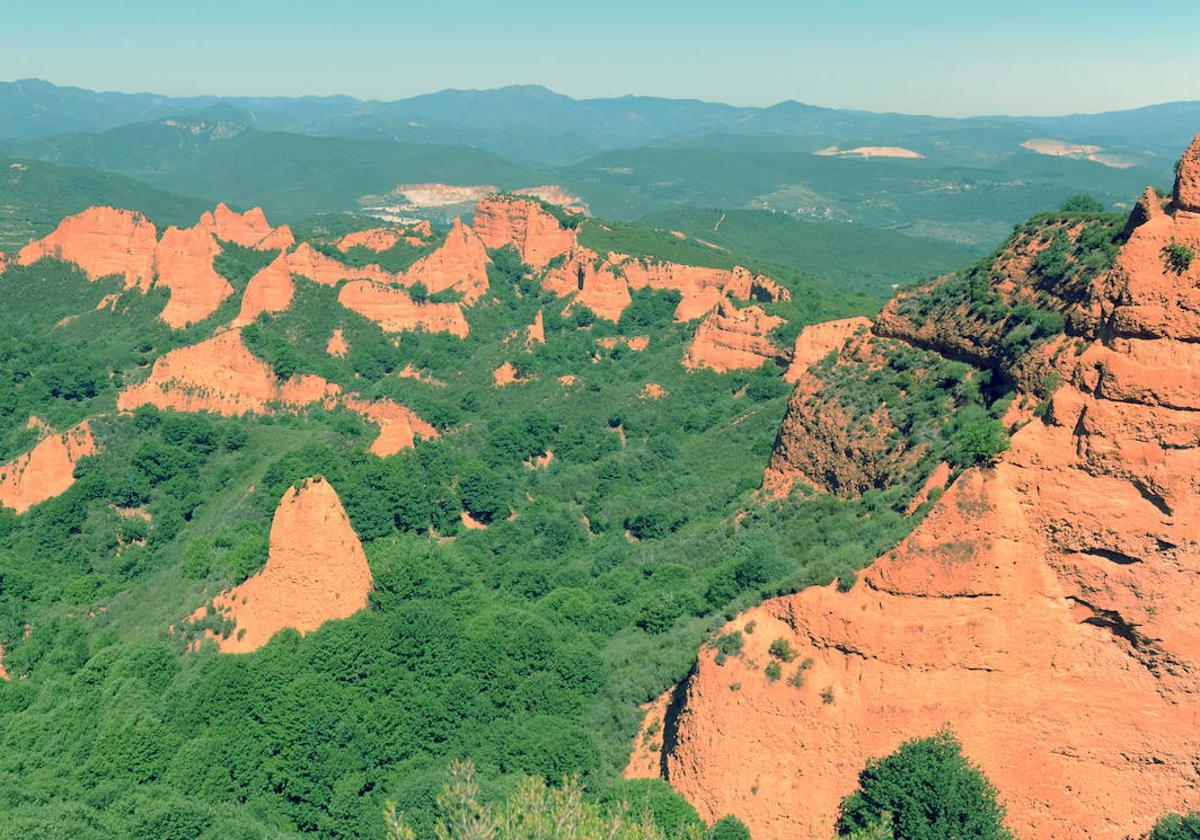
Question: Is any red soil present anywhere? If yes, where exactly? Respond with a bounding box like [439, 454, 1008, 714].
[193, 477, 372, 653]
[0, 421, 97, 513]
[325, 327, 350, 357]
[235, 254, 295, 326]
[337, 281, 470, 337]
[784, 316, 872, 382]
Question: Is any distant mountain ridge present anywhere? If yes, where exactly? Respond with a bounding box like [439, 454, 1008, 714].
[3, 78, 1198, 166]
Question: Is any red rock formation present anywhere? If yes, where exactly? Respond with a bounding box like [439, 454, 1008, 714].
[284, 243, 391, 286]
[326, 328, 350, 357]
[155, 224, 233, 328]
[0, 421, 97, 513]
[639, 383, 668, 399]
[784, 316, 871, 383]
[198, 202, 274, 248]
[1173, 133, 1200, 213]
[235, 254, 295, 326]
[340, 396, 438, 456]
[118, 329, 434, 456]
[337, 281, 470, 337]
[493, 361, 533, 387]
[633, 144, 1200, 840]
[622, 259, 788, 321]
[683, 299, 786, 373]
[526, 310, 545, 349]
[545, 249, 633, 322]
[401, 218, 491, 304]
[0, 251, 7, 274]
[474, 196, 578, 269]
[193, 477, 371, 653]
[17, 207, 157, 290]
[337, 225, 429, 252]
[257, 225, 296, 251]
[597, 335, 650, 351]
[118, 329, 284, 415]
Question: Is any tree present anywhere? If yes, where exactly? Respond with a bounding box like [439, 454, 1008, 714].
[1150, 812, 1200, 840]
[1059, 194, 1106, 214]
[708, 815, 751, 840]
[948, 409, 1008, 467]
[386, 760, 704, 840]
[837, 731, 1012, 839]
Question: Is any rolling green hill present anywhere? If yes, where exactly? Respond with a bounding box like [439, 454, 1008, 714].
[638, 208, 980, 298]
[0, 154, 210, 252]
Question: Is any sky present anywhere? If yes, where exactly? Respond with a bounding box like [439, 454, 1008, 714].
[2, 0, 1198, 116]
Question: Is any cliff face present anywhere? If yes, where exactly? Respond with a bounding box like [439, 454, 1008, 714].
[682, 299, 787, 373]
[117, 329, 437, 455]
[191, 477, 371, 653]
[0, 422, 97, 514]
[16, 204, 296, 328]
[400, 218, 491, 304]
[634, 135, 1200, 840]
[474, 196, 579, 269]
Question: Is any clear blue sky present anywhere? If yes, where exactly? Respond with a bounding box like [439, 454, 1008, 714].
[2, 0, 1197, 115]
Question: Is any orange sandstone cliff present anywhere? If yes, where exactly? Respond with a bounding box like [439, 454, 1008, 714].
[632, 135, 1200, 840]
[683, 299, 787, 373]
[193, 477, 372, 653]
[0, 422, 98, 513]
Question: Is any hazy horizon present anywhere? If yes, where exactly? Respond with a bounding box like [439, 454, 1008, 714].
[4, 0, 1198, 118]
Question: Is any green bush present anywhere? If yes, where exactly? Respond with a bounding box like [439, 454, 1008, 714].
[837, 731, 1011, 839]
[1162, 240, 1196, 276]
[1149, 812, 1200, 840]
[708, 815, 752, 840]
[948, 409, 1009, 467]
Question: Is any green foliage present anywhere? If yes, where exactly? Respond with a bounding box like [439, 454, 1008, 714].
[1150, 812, 1200, 840]
[764, 662, 782, 682]
[768, 638, 798, 662]
[386, 760, 703, 840]
[948, 408, 1010, 467]
[1058, 194, 1106, 214]
[837, 731, 1012, 839]
[707, 815, 752, 840]
[1162, 240, 1196, 276]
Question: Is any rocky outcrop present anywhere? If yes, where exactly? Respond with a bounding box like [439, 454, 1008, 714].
[763, 331, 922, 498]
[326, 327, 349, 357]
[493, 361, 534, 387]
[337, 223, 430, 253]
[192, 478, 371, 653]
[634, 137, 1200, 840]
[235, 254, 295, 326]
[284, 243, 392, 286]
[784, 316, 871, 382]
[1172, 133, 1200, 213]
[401, 218, 491, 304]
[155, 224, 233, 328]
[117, 329, 436, 454]
[18, 207, 158, 290]
[340, 397, 439, 457]
[198, 202, 275, 248]
[0, 421, 97, 513]
[474, 196, 578, 269]
[544, 248, 632, 322]
[18, 204, 296, 328]
[683, 299, 786, 373]
[337, 281, 470, 337]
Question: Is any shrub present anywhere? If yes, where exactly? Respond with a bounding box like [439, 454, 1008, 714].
[1149, 812, 1200, 840]
[837, 730, 1012, 839]
[1162, 240, 1196, 276]
[768, 638, 798, 662]
[948, 409, 1009, 467]
[764, 662, 781, 682]
[1059, 194, 1106, 214]
[708, 815, 752, 840]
